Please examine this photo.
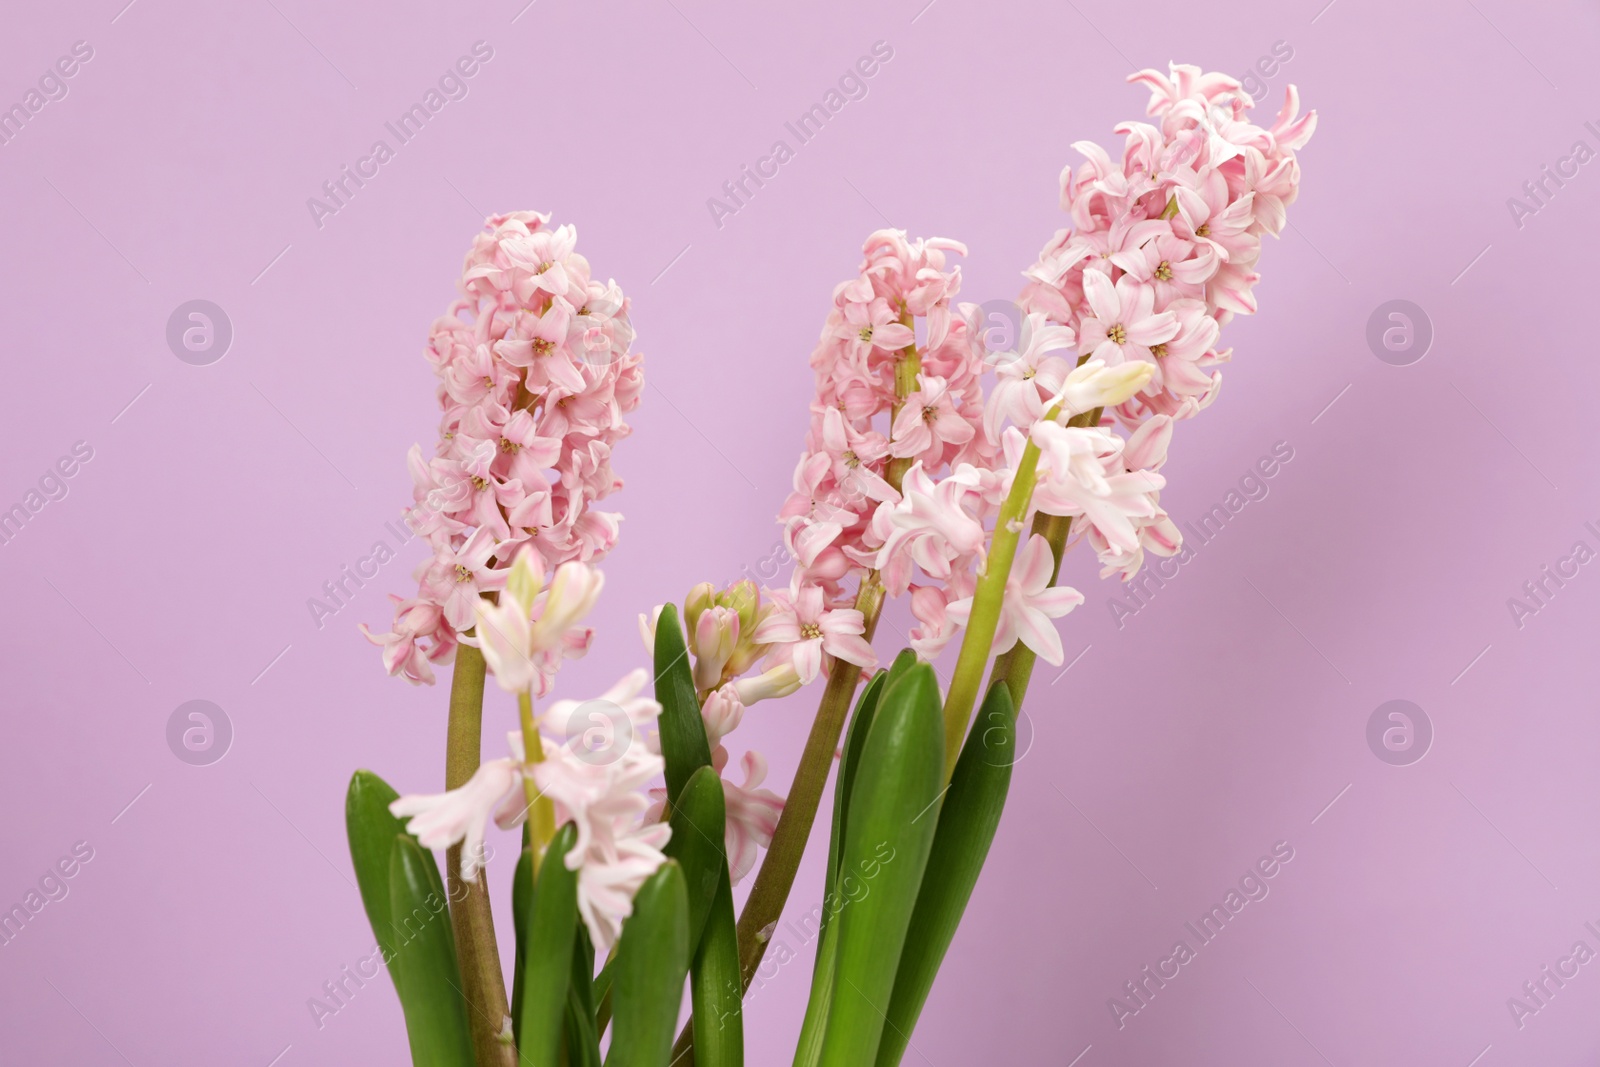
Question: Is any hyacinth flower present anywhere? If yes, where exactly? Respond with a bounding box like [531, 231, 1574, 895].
[351, 212, 662, 1065]
[722, 65, 1315, 1049]
[338, 60, 1314, 1067]
[972, 61, 1316, 719]
[690, 229, 999, 988]
[717, 239, 1170, 983]
[360, 210, 642, 694]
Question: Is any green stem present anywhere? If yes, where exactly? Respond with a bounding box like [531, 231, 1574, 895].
[516, 690, 557, 878]
[732, 315, 924, 992]
[937, 405, 1058, 777]
[733, 574, 885, 990]
[885, 312, 920, 490]
[988, 403, 1103, 711]
[444, 643, 516, 1066]
[986, 512, 1067, 705]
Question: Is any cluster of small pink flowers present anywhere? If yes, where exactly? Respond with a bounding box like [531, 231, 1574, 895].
[770, 230, 998, 676]
[889, 355, 1157, 665]
[978, 64, 1316, 590]
[1024, 404, 1178, 583]
[392, 671, 672, 954]
[767, 68, 1315, 666]
[1018, 63, 1316, 426]
[362, 211, 643, 689]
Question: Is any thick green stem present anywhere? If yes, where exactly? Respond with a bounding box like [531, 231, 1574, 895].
[732, 314, 926, 990]
[988, 403, 1102, 710]
[987, 512, 1068, 705]
[444, 643, 516, 1066]
[516, 690, 557, 879]
[733, 575, 885, 990]
[731, 315, 922, 995]
[938, 406, 1057, 777]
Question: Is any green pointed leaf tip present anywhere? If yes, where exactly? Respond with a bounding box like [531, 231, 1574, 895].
[346, 770, 406, 974]
[653, 603, 714, 804]
[817, 663, 944, 1067]
[875, 680, 1016, 1067]
[883, 647, 920, 685]
[606, 861, 690, 1067]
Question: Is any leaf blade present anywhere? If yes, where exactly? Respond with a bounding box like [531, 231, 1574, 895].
[875, 680, 1015, 1067]
[518, 824, 580, 1067]
[387, 835, 475, 1067]
[664, 765, 730, 950]
[653, 603, 713, 805]
[564, 926, 602, 1067]
[816, 663, 944, 1067]
[793, 665, 893, 1067]
[689, 869, 743, 1067]
[345, 769, 405, 987]
[605, 861, 691, 1067]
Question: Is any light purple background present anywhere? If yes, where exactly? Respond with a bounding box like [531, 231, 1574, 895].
[2, 0, 1597, 1063]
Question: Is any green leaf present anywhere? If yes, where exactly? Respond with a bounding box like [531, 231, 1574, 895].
[793, 666, 893, 1067]
[875, 680, 1015, 1067]
[654, 603, 714, 805]
[565, 992, 602, 1067]
[518, 823, 580, 1067]
[605, 861, 690, 1067]
[664, 765, 730, 950]
[880, 646, 922, 690]
[833, 654, 911, 896]
[594, 765, 723, 1043]
[592, 958, 614, 1033]
[570, 924, 596, 1020]
[345, 769, 406, 988]
[689, 867, 743, 1067]
[816, 663, 944, 1067]
[386, 835, 474, 1067]
[510, 846, 533, 1049]
[564, 926, 602, 1067]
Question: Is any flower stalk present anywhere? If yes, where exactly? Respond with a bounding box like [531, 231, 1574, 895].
[516, 690, 557, 878]
[987, 403, 1102, 706]
[986, 512, 1068, 700]
[443, 642, 516, 1067]
[937, 405, 1057, 776]
[733, 572, 885, 989]
[731, 313, 919, 989]
[884, 312, 920, 490]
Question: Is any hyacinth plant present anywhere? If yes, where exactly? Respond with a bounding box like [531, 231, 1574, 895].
[343, 64, 1314, 1067]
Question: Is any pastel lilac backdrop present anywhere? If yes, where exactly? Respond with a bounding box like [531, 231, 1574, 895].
[2, 0, 1597, 1063]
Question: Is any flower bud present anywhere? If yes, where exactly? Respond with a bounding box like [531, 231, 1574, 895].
[721, 583, 771, 678]
[505, 548, 546, 614]
[1053, 359, 1155, 417]
[528, 561, 604, 647]
[683, 582, 716, 635]
[692, 606, 740, 690]
[700, 684, 746, 748]
[733, 663, 803, 705]
[717, 579, 760, 634]
[638, 604, 664, 655]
